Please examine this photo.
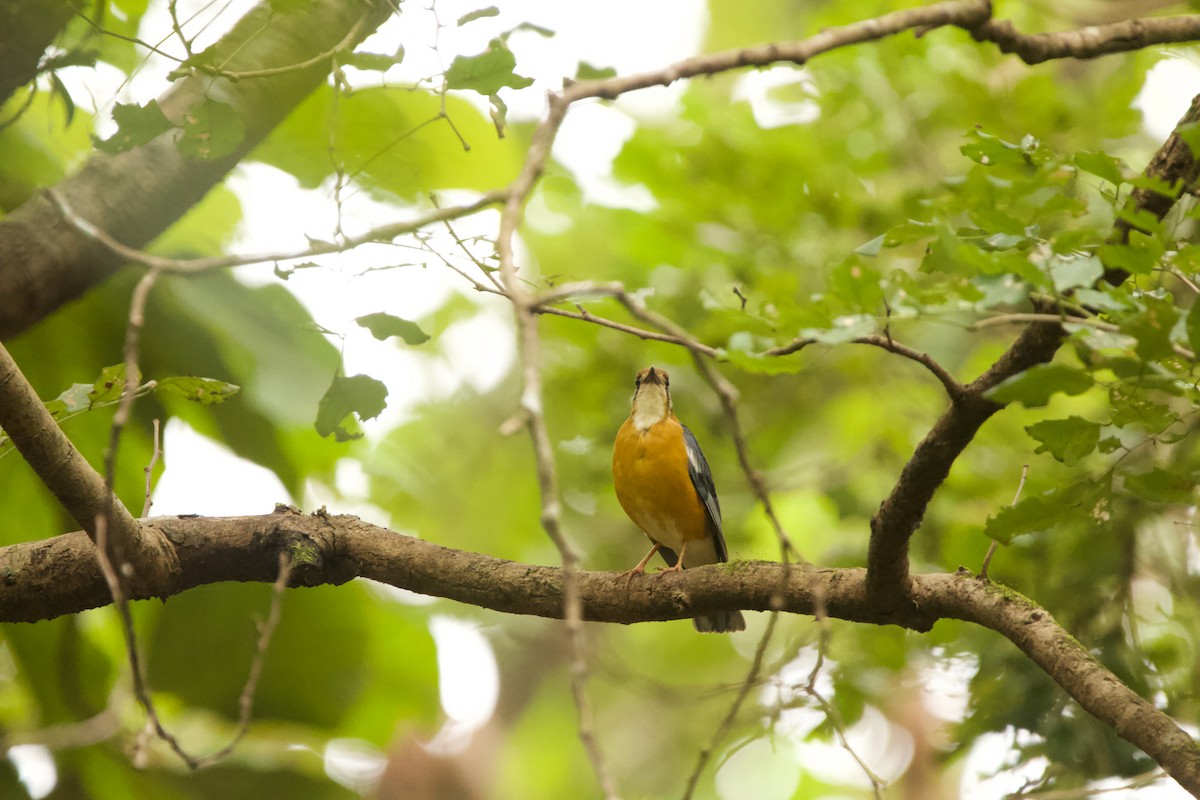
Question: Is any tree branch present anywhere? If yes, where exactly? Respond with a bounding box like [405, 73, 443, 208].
[1, 512, 1197, 794]
[968, 13, 1200, 64]
[0, 342, 178, 591]
[865, 90, 1200, 611]
[0, 0, 396, 339]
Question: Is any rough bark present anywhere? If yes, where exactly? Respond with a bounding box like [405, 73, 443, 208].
[0, 511, 1197, 794]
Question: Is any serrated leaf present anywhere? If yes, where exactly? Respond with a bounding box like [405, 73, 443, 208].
[445, 39, 533, 95]
[458, 6, 499, 25]
[1025, 416, 1100, 466]
[315, 374, 388, 442]
[576, 61, 617, 80]
[984, 481, 1097, 544]
[1074, 150, 1126, 185]
[179, 99, 245, 161]
[1123, 467, 1196, 504]
[95, 101, 174, 153]
[985, 363, 1093, 407]
[156, 376, 240, 405]
[355, 312, 431, 344]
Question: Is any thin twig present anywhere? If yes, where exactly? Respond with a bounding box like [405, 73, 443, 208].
[93, 512, 198, 766]
[800, 590, 886, 799]
[681, 613, 779, 800]
[178, 17, 367, 80]
[46, 188, 506, 275]
[192, 551, 293, 767]
[980, 464, 1029, 581]
[494, 92, 618, 797]
[142, 418, 161, 517]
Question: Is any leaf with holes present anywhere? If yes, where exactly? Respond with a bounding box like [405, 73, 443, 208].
[179, 99, 245, 161]
[156, 376, 241, 405]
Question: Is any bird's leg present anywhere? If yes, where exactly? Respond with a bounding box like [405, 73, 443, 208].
[656, 541, 687, 577]
[624, 543, 661, 583]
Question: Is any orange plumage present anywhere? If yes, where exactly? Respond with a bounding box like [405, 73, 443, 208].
[613, 366, 744, 633]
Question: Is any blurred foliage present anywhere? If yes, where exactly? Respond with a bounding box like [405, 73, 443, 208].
[3, 1, 1200, 799]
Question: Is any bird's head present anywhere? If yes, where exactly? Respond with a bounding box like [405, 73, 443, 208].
[630, 366, 672, 430]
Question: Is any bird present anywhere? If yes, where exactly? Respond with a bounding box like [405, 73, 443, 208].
[612, 366, 745, 633]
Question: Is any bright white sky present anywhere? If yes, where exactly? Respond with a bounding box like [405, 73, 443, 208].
[17, 3, 1200, 798]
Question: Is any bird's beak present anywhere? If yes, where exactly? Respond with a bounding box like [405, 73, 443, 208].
[643, 367, 665, 386]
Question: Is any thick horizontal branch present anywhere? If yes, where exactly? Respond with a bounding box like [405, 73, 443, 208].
[1, 511, 1196, 793]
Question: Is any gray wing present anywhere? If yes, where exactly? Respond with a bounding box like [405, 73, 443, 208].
[681, 424, 728, 562]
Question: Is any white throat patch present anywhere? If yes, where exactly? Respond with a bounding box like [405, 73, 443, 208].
[631, 384, 670, 431]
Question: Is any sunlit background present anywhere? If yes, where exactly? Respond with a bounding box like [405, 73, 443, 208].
[6, 0, 1200, 797]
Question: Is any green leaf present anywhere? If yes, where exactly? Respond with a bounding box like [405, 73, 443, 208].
[344, 51, 403, 72]
[719, 348, 806, 375]
[1123, 467, 1196, 504]
[984, 481, 1098, 544]
[1074, 150, 1126, 185]
[355, 312, 432, 344]
[1048, 255, 1102, 292]
[576, 61, 618, 81]
[1186, 299, 1200, 356]
[798, 314, 875, 345]
[458, 6, 499, 25]
[1109, 385, 1178, 431]
[1025, 416, 1100, 466]
[1119, 298, 1180, 361]
[854, 234, 884, 257]
[1098, 233, 1165, 276]
[960, 129, 1027, 168]
[155, 376, 241, 405]
[178, 99, 245, 161]
[88, 364, 137, 406]
[445, 39, 534, 95]
[316, 374, 388, 441]
[95, 101, 173, 153]
[985, 363, 1093, 407]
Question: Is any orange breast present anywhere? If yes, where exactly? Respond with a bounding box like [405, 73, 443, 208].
[613, 415, 709, 553]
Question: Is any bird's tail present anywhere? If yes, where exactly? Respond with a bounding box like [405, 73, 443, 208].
[693, 609, 746, 633]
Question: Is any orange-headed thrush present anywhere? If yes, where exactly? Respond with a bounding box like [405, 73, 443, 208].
[613, 366, 745, 633]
